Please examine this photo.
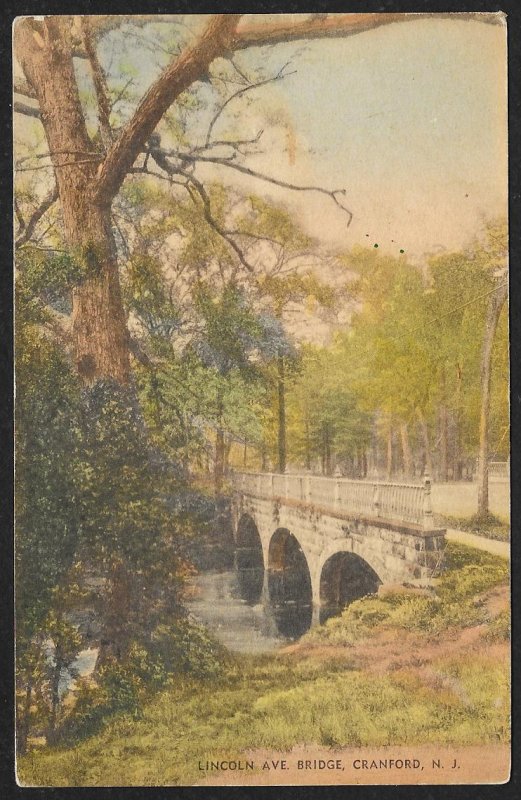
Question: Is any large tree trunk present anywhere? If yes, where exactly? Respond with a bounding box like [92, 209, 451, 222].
[215, 416, 225, 495]
[15, 18, 130, 384]
[439, 403, 448, 482]
[97, 559, 132, 667]
[417, 408, 433, 476]
[477, 282, 508, 515]
[17, 679, 33, 756]
[386, 420, 393, 480]
[399, 422, 413, 478]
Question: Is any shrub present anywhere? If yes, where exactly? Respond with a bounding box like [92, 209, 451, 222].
[150, 619, 228, 680]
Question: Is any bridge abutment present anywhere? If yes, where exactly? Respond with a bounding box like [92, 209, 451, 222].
[231, 477, 446, 635]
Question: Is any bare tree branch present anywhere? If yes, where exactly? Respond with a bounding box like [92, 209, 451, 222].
[144, 143, 278, 274]
[14, 198, 26, 232]
[15, 186, 59, 248]
[93, 14, 242, 203]
[204, 62, 295, 147]
[196, 129, 264, 154]
[128, 334, 154, 367]
[14, 100, 41, 119]
[180, 172, 256, 274]
[81, 17, 113, 147]
[108, 76, 135, 113]
[17, 149, 103, 166]
[16, 158, 103, 173]
[158, 148, 354, 227]
[234, 12, 413, 49]
[14, 78, 37, 99]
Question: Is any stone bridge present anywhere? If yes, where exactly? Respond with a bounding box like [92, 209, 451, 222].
[230, 472, 446, 634]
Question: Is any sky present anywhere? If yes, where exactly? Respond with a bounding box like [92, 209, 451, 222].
[229, 14, 508, 261]
[15, 14, 508, 263]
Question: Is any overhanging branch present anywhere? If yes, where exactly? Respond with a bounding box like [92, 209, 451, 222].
[233, 13, 406, 49]
[93, 14, 242, 204]
[159, 148, 353, 227]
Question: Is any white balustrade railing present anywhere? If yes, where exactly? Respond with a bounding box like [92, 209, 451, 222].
[489, 461, 509, 478]
[232, 471, 434, 528]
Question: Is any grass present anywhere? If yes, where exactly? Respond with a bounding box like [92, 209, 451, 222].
[435, 512, 510, 541]
[304, 542, 509, 644]
[18, 655, 510, 787]
[17, 543, 510, 787]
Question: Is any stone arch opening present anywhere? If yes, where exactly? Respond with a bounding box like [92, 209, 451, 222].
[268, 528, 312, 638]
[319, 552, 382, 624]
[235, 514, 264, 605]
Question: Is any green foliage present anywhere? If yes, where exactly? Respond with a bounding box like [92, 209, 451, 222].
[281, 221, 508, 480]
[305, 543, 508, 644]
[285, 343, 372, 472]
[123, 253, 179, 338]
[193, 281, 271, 377]
[55, 622, 227, 745]
[15, 275, 188, 750]
[15, 313, 84, 643]
[18, 648, 509, 786]
[20, 250, 83, 307]
[151, 620, 228, 680]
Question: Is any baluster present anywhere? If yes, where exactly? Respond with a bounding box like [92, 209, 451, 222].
[422, 471, 433, 529]
[373, 479, 380, 518]
[334, 478, 340, 509]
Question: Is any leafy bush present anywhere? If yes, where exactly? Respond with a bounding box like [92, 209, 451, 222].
[438, 563, 509, 601]
[151, 619, 228, 680]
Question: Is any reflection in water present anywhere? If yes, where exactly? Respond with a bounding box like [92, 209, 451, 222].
[184, 551, 383, 651]
[186, 571, 290, 653]
[235, 515, 264, 605]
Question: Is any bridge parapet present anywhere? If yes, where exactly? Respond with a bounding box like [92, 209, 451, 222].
[233, 471, 435, 530]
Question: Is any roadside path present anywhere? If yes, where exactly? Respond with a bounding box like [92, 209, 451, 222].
[431, 480, 509, 521]
[445, 528, 510, 559]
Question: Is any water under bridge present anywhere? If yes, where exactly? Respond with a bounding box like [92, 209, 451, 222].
[230, 472, 446, 635]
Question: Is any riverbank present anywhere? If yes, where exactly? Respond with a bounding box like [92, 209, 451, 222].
[18, 542, 510, 787]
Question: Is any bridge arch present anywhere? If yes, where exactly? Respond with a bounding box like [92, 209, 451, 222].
[268, 528, 313, 637]
[318, 550, 382, 623]
[235, 513, 265, 605]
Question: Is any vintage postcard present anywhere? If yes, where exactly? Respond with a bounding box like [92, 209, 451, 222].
[13, 12, 510, 787]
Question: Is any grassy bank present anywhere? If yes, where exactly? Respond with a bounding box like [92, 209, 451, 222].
[18, 544, 510, 787]
[434, 513, 510, 541]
